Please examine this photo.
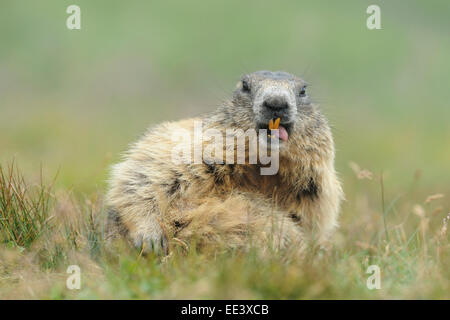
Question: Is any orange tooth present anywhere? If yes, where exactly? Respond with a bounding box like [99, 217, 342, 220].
[274, 118, 280, 129]
[268, 119, 274, 130]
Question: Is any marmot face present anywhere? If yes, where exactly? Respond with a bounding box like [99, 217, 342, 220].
[231, 70, 311, 145]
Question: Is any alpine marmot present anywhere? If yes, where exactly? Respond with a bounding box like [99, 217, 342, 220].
[106, 70, 344, 255]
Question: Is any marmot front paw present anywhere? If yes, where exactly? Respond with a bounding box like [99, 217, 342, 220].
[130, 229, 168, 254]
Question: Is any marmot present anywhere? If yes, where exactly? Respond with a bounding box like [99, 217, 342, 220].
[106, 70, 344, 255]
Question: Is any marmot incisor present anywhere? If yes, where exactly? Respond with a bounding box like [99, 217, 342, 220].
[106, 70, 344, 254]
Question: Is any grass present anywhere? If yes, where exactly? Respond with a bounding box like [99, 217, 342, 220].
[0, 162, 54, 249]
[0, 162, 448, 299]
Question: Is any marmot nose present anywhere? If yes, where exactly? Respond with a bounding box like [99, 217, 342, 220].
[263, 96, 289, 111]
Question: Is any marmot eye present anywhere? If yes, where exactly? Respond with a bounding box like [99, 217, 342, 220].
[242, 80, 250, 93]
[299, 86, 307, 96]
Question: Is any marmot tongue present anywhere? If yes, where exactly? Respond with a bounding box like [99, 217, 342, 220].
[269, 118, 289, 141]
[278, 125, 289, 141]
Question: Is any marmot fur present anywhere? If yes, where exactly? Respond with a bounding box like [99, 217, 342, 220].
[106, 71, 344, 255]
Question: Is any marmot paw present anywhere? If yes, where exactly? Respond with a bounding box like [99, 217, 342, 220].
[131, 231, 168, 255]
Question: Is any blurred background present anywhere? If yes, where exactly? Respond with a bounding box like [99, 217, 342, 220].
[1, 0, 449, 200]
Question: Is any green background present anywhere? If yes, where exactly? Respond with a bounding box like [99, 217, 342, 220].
[1, 0, 449, 195]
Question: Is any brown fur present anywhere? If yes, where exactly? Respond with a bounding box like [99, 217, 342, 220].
[106, 71, 344, 254]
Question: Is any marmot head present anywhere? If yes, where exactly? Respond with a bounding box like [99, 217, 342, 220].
[231, 70, 312, 144]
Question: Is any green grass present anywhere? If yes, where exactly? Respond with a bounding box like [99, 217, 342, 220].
[0, 163, 54, 249]
[0, 163, 448, 299]
[0, 0, 449, 299]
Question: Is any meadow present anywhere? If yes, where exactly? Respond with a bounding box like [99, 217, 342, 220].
[0, 0, 449, 299]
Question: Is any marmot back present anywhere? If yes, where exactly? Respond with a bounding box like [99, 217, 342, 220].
[106, 70, 344, 254]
